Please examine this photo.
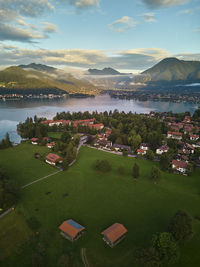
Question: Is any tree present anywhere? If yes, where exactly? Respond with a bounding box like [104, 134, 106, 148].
[132, 163, 140, 179]
[168, 210, 193, 243]
[150, 166, 161, 184]
[5, 133, 12, 148]
[61, 132, 71, 143]
[159, 153, 170, 171]
[94, 159, 111, 173]
[146, 150, 154, 160]
[134, 247, 160, 267]
[151, 232, 180, 266]
[62, 159, 69, 171]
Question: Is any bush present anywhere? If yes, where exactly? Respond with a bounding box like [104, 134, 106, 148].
[93, 159, 111, 173]
[168, 210, 193, 243]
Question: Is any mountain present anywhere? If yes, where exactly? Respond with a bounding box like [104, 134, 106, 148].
[18, 63, 57, 72]
[88, 67, 122, 75]
[141, 57, 200, 82]
[0, 66, 100, 95]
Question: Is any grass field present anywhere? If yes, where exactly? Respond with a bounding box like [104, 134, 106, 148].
[0, 145, 200, 267]
[48, 132, 62, 139]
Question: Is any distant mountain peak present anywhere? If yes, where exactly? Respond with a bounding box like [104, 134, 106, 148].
[141, 57, 200, 82]
[18, 63, 56, 72]
[88, 67, 121, 75]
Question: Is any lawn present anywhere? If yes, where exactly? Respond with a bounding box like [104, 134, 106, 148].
[0, 211, 32, 261]
[0, 143, 55, 186]
[48, 132, 62, 139]
[0, 145, 200, 267]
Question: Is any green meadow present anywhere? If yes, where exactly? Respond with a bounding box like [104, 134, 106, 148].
[0, 144, 200, 267]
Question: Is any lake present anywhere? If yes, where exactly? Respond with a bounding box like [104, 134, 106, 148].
[0, 94, 199, 143]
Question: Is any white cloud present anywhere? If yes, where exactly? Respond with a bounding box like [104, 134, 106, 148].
[108, 16, 137, 33]
[0, 23, 45, 42]
[0, 45, 172, 70]
[42, 22, 58, 33]
[142, 12, 156, 22]
[142, 0, 189, 9]
[74, 0, 99, 8]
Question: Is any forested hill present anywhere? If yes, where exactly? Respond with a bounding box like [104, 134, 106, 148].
[0, 66, 100, 95]
[141, 57, 200, 82]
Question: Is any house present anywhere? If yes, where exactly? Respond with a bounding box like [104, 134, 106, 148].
[46, 153, 63, 165]
[190, 134, 199, 141]
[113, 144, 131, 152]
[137, 149, 146, 155]
[46, 142, 55, 149]
[156, 145, 169, 155]
[31, 137, 39, 145]
[59, 219, 85, 242]
[185, 143, 195, 154]
[101, 223, 127, 247]
[183, 116, 191, 123]
[140, 143, 149, 151]
[41, 119, 71, 127]
[89, 123, 104, 130]
[97, 139, 112, 149]
[167, 131, 182, 140]
[172, 160, 188, 173]
[73, 118, 95, 127]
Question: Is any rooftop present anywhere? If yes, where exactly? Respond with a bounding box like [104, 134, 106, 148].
[101, 223, 127, 244]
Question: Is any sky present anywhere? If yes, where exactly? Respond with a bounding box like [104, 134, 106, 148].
[0, 0, 200, 73]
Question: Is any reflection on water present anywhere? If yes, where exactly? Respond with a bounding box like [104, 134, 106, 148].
[0, 94, 198, 143]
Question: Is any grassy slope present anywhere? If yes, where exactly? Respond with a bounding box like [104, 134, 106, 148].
[0, 211, 32, 260]
[0, 144, 55, 186]
[0, 67, 100, 95]
[0, 145, 200, 266]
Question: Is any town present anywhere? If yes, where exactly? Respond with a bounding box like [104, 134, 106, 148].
[16, 109, 200, 176]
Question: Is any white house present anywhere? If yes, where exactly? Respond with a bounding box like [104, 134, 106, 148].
[167, 131, 182, 140]
[156, 145, 169, 155]
[172, 160, 188, 173]
[140, 143, 149, 151]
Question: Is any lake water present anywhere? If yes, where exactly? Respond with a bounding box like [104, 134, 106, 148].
[0, 94, 199, 143]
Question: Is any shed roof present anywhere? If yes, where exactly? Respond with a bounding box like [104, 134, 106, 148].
[59, 219, 85, 238]
[101, 223, 127, 244]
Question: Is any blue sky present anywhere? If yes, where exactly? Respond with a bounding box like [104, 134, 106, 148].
[0, 0, 200, 72]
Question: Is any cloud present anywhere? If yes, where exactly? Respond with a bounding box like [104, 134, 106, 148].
[0, 23, 45, 42]
[73, 0, 99, 8]
[108, 16, 137, 33]
[0, 0, 54, 18]
[42, 22, 58, 33]
[0, 45, 172, 70]
[142, 12, 156, 22]
[141, 0, 189, 9]
[175, 53, 200, 61]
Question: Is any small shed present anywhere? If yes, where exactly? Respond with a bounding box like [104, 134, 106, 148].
[59, 219, 85, 242]
[101, 223, 127, 247]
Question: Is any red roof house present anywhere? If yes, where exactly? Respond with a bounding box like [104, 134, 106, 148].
[46, 153, 63, 166]
[101, 223, 127, 247]
[172, 160, 188, 173]
[31, 137, 39, 144]
[59, 219, 85, 241]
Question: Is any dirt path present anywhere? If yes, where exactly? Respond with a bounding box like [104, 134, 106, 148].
[81, 248, 90, 267]
[21, 171, 61, 189]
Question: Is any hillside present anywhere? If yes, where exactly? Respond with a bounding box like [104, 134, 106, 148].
[18, 63, 57, 73]
[141, 57, 200, 82]
[88, 67, 122, 75]
[0, 66, 100, 95]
